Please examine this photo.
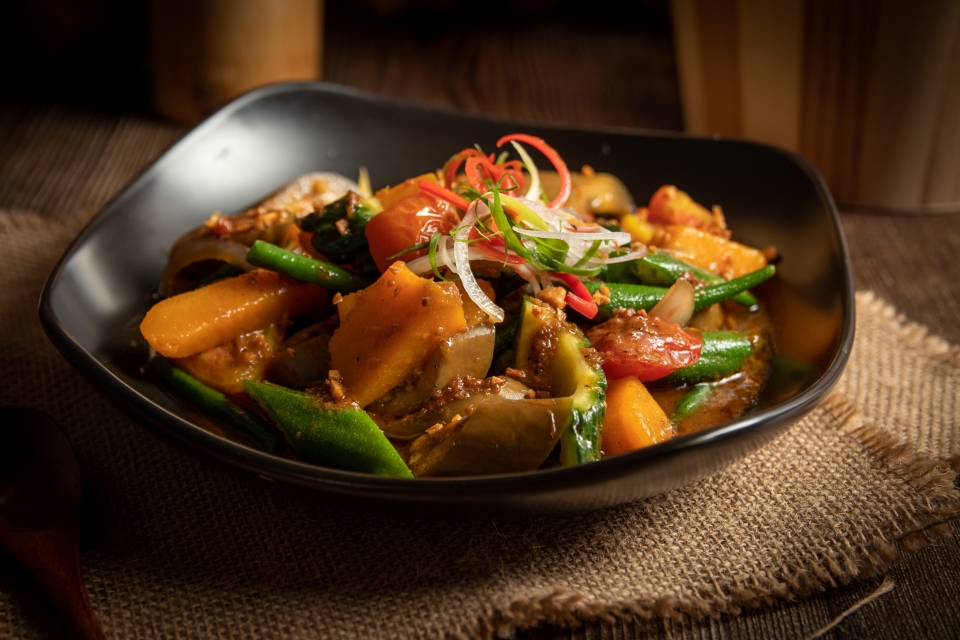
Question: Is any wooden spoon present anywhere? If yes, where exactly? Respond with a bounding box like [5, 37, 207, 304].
[0, 407, 105, 639]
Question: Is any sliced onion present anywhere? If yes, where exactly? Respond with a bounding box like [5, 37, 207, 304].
[514, 227, 632, 244]
[594, 247, 648, 264]
[510, 142, 542, 203]
[438, 236, 458, 274]
[649, 278, 695, 326]
[405, 245, 488, 275]
[515, 264, 542, 294]
[455, 206, 504, 322]
[512, 196, 565, 231]
[160, 236, 253, 296]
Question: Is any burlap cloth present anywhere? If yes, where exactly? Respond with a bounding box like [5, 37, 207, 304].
[1, 209, 958, 639]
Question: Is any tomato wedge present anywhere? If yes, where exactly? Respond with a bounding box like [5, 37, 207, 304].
[585, 310, 703, 381]
[364, 193, 459, 273]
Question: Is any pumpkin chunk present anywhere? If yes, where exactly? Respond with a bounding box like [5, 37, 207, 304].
[141, 269, 325, 359]
[602, 376, 673, 456]
[329, 261, 468, 407]
[659, 225, 766, 280]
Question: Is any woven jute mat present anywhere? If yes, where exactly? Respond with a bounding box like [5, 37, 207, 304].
[1, 209, 958, 639]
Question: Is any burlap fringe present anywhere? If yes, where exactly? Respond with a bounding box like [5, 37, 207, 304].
[856, 290, 960, 366]
[460, 392, 960, 640]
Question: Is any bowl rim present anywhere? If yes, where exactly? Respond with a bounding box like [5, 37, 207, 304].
[38, 81, 856, 499]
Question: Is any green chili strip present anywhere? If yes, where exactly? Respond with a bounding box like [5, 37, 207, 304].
[145, 357, 280, 453]
[246, 240, 374, 293]
[387, 241, 430, 260]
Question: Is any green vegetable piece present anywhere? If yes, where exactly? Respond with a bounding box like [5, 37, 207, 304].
[514, 297, 607, 466]
[630, 253, 758, 307]
[692, 264, 775, 310]
[145, 357, 280, 453]
[659, 331, 756, 385]
[671, 383, 712, 424]
[296, 192, 379, 276]
[586, 264, 775, 318]
[246, 240, 374, 293]
[244, 380, 413, 478]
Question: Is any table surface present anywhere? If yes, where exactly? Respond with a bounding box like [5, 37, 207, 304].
[2, 6, 959, 638]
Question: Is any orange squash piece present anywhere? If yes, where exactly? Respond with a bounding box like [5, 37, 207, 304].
[659, 225, 767, 280]
[329, 261, 467, 407]
[141, 269, 325, 359]
[602, 377, 674, 456]
[373, 172, 438, 210]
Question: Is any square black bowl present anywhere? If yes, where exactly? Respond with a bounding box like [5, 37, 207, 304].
[40, 83, 854, 519]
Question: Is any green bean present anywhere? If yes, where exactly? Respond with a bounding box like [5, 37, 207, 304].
[586, 264, 775, 318]
[692, 264, 775, 310]
[671, 383, 713, 423]
[246, 240, 374, 293]
[659, 331, 756, 385]
[145, 357, 281, 453]
[631, 253, 758, 307]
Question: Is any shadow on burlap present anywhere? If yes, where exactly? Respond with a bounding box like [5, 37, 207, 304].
[1, 210, 958, 640]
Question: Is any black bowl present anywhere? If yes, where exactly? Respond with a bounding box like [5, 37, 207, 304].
[40, 83, 854, 518]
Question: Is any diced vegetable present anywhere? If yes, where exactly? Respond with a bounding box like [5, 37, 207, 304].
[619, 212, 655, 243]
[659, 225, 766, 279]
[513, 297, 607, 466]
[364, 193, 459, 274]
[328, 262, 468, 407]
[145, 357, 280, 453]
[602, 377, 673, 456]
[648, 185, 723, 233]
[174, 324, 280, 395]
[246, 240, 374, 293]
[140, 269, 325, 359]
[374, 173, 438, 209]
[585, 311, 703, 382]
[245, 381, 412, 478]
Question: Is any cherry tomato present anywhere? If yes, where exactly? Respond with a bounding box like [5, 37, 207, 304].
[585, 310, 703, 382]
[364, 193, 459, 274]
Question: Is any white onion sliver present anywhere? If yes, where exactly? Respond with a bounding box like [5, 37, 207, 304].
[515, 264, 542, 294]
[438, 236, 458, 274]
[511, 142, 542, 204]
[514, 196, 564, 231]
[455, 207, 504, 323]
[405, 246, 488, 275]
[514, 227, 632, 244]
[596, 247, 648, 264]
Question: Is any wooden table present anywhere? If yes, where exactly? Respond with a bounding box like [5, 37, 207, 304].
[2, 6, 958, 638]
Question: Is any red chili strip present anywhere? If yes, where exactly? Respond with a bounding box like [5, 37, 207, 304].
[551, 272, 599, 319]
[443, 148, 486, 188]
[417, 179, 471, 210]
[496, 134, 571, 210]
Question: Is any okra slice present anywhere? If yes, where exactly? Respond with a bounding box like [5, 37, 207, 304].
[245, 381, 413, 478]
[145, 357, 281, 453]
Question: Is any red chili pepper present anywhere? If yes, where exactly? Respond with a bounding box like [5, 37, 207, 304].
[496, 134, 571, 210]
[551, 272, 598, 319]
[443, 148, 486, 188]
[417, 180, 471, 210]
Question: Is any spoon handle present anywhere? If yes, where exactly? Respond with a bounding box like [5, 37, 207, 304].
[0, 521, 106, 640]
